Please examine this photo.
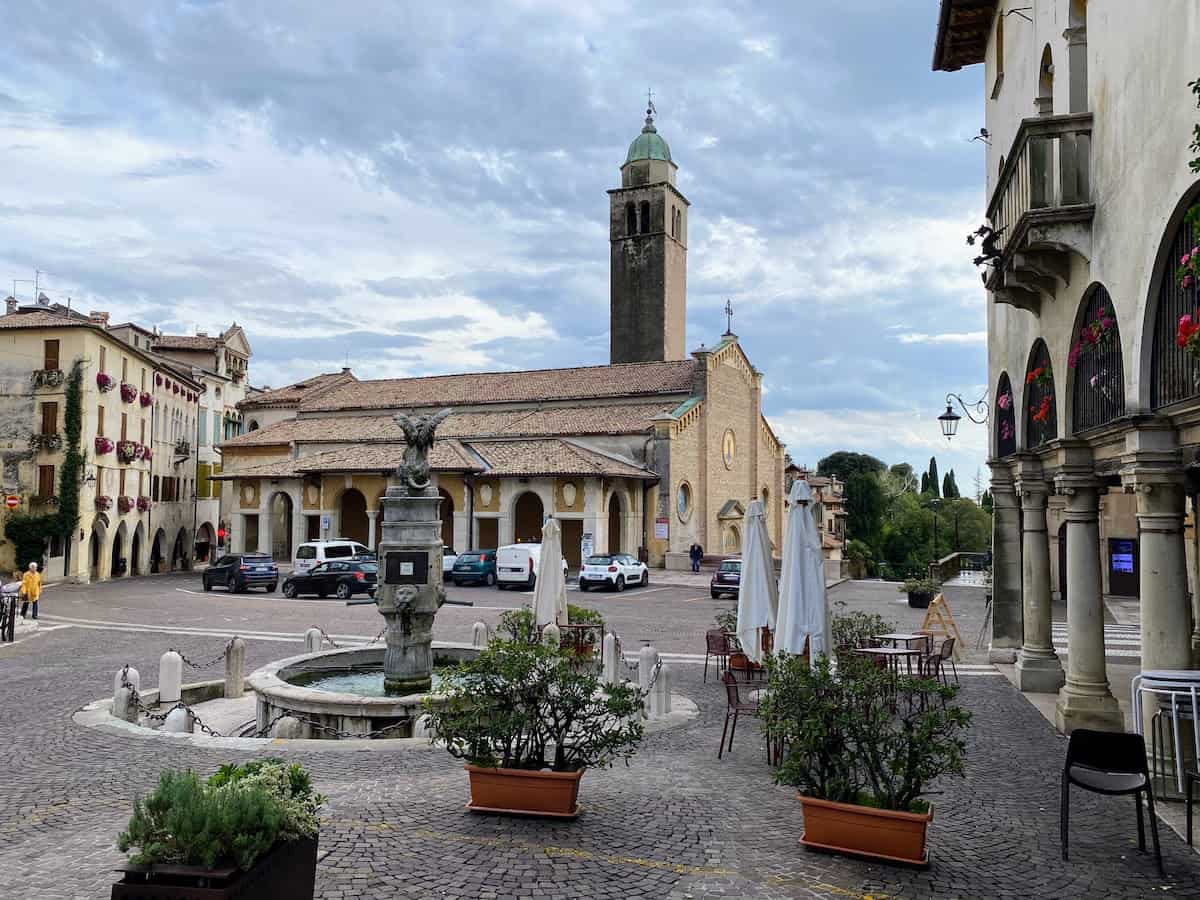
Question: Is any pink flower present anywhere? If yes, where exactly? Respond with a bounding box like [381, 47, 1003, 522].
[1101, 317, 1113, 330]
[1182, 253, 1191, 266]
[1068, 342, 1082, 368]
[1192, 247, 1199, 258]
[1181, 314, 1193, 327]
[997, 392, 1012, 410]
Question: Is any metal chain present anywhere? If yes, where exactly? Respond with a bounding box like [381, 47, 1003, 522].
[249, 711, 411, 739]
[308, 625, 340, 648]
[118, 667, 223, 734]
[369, 627, 386, 644]
[170, 636, 239, 669]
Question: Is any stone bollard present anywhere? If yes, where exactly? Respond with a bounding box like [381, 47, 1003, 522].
[650, 664, 672, 718]
[412, 714, 435, 739]
[224, 637, 246, 699]
[541, 622, 561, 647]
[304, 627, 323, 653]
[111, 686, 138, 724]
[637, 643, 658, 695]
[472, 621, 489, 649]
[162, 705, 194, 734]
[270, 716, 306, 739]
[158, 650, 183, 705]
[602, 632, 620, 685]
[114, 666, 140, 697]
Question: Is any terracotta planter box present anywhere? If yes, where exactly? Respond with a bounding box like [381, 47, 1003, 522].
[111, 836, 317, 899]
[466, 764, 584, 818]
[907, 591, 934, 609]
[799, 795, 932, 866]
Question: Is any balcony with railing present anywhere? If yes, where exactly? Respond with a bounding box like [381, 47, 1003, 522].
[985, 113, 1094, 315]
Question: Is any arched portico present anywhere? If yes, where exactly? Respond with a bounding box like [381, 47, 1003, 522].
[111, 521, 128, 578]
[513, 491, 544, 543]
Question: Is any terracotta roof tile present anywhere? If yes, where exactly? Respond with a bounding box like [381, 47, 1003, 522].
[154, 334, 220, 351]
[468, 439, 654, 479]
[240, 371, 357, 410]
[210, 458, 303, 480]
[302, 359, 697, 412]
[293, 440, 478, 474]
[0, 309, 93, 329]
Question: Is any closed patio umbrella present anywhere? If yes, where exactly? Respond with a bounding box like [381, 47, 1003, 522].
[533, 516, 568, 629]
[735, 499, 778, 665]
[774, 480, 830, 663]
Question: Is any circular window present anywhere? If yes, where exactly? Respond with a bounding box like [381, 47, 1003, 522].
[676, 481, 693, 522]
[722, 429, 736, 470]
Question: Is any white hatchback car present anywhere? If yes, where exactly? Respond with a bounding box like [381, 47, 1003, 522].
[293, 539, 371, 576]
[578, 553, 649, 592]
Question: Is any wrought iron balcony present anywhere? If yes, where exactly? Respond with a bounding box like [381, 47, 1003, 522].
[986, 113, 1094, 315]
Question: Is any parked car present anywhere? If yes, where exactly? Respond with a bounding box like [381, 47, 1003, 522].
[496, 543, 569, 590]
[450, 549, 498, 587]
[282, 559, 378, 600]
[578, 553, 649, 592]
[710, 558, 742, 599]
[443, 546, 458, 573]
[203, 553, 279, 593]
[293, 539, 371, 575]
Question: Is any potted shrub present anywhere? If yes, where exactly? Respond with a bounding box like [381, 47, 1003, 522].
[95, 436, 114, 456]
[424, 638, 644, 818]
[900, 577, 941, 609]
[764, 654, 970, 866]
[563, 603, 605, 659]
[120, 382, 138, 403]
[96, 371, 116, 392]
[830, 607, 895, 665]
[139, 390, 152, 408]
[112, 760, 324, 899]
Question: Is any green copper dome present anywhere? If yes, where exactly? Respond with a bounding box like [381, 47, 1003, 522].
[625, 111, 672, 164]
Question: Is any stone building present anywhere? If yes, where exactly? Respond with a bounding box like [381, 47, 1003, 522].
[218, 107, 787, 570]
[786, 464, 848, 581]
[933, 0, 1200, 733]
[0, 298, 202, 581]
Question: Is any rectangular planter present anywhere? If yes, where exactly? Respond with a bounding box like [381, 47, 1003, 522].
[799, 795, 931, 866]
[111, 836, 317, 899]
[466, 764, 584, 818]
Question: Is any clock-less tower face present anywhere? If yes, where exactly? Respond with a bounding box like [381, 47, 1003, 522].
[722, 430, 736, 470]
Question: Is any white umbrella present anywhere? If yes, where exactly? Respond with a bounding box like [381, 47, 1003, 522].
[532, 516, 568, 629]
[735, 499, 778, 664]
[774, 479, 830, 663]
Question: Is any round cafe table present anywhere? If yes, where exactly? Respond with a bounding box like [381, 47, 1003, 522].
[1131, 669, 1200, 794]
[852, 646, 925, 676]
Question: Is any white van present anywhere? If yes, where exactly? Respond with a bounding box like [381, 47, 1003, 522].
[293, 539, 371, 575]
[495, 543, 568, 590]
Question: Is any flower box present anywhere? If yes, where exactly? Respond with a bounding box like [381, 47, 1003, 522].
[120, 383, 138, 403]
[116, 441, 138, 464]
[136, 496, 151, 512]
[31, 494, 60, 507]
[95, 496, 113, 511]
[95, 436, 115, 455]
[32, 368, 65, 388]
[143, 446, 152, 461]
[111, 835, 318, 900]
[28, 433, 63, 452]
[117, 495, 134, 514]
[465, 765, 583, 818]
[799, 795, 932, 866]
[173, 384, 180, 395]
[155, 373, 163, 387]
[174, 440, 191, 456]
[139, 391, 152, 408]
[96, 372, 116, 392]
[133, 442, 147, 461]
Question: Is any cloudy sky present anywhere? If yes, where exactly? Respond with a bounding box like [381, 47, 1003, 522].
[0, 1, 990, 485]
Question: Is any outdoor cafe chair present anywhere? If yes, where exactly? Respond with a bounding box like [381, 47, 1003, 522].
[704, 629, 730, 683]
[718, 671, 762, 760]
[1060, 728, 1164, 878]
[930, 636, 958, 686]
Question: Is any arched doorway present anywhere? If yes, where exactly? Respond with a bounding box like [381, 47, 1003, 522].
[438, 488, 454, 550]
[195, 522, 215, 563]
[172, 528, 188, 570]
[130, 522, 145, 576]
[111, 521, 127, 578]
[89, 517, 108, 581]
[723, 525, 742, 555]
[339, 489, 369, 545]
[151, 528, 166, 574]
[607, 492, 623, 554]
[513, 492, 544, 543]
[270, 493, 293, 562]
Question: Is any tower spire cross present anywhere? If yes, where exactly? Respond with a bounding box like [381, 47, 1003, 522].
[724, 299, 734, 335]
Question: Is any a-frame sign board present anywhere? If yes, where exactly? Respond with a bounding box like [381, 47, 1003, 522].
[920, 594, 964, 659]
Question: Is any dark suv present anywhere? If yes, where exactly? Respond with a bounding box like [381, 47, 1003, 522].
[710, 558, 741, 599]
[204, 553, 279, 593]
[282, 560, 378, 600]
[450, 550, 497, 586]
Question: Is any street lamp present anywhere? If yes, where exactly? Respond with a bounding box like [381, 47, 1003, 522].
[938, 392, 989, 441]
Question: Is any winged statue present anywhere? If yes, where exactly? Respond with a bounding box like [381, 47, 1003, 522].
[394, 408, 452, 490]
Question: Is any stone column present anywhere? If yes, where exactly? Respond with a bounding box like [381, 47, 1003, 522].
[1054, 473, 1121, 733]
[232, 513, 247, 553]
[1191, 495, 1200, 665]
[1014, 461, 1065, 692]
[366, 510, 378, 550]
[256, 493, 271, 555]
[989, 462, 1023, 663]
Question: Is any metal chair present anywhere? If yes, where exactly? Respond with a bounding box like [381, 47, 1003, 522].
[704, 629, 730, 683]
[1061, 728, 1163, 878]
[924, 636, 958, 686]
[718, 671, 760, 759]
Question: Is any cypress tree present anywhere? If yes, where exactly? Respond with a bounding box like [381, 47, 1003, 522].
[928, 456, 940, 499]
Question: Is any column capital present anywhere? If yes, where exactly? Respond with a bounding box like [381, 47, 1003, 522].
[987, 459, 1017, 492]
[1062, 25, 1087, 46]
[1055, 471, 1103, 519]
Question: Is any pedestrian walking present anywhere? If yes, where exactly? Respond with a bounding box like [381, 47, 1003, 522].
[19, 562, 41, 620]
[689, 542, 704, 574]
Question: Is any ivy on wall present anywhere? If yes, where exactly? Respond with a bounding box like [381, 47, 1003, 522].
[3, 359, 85, 572]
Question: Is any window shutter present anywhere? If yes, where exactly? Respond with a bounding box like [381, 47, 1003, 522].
[43, 339, 60, 370]
[41, 402, 58, 435]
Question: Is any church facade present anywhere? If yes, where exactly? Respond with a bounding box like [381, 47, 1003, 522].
[218, 107, 787, 570]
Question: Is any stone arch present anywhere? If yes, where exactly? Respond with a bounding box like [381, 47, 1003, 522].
[995, 371, 1017, 457]
[150, 527, 166, 574]
[89, 515, 109, 582]
[247, 419, 260, 432]
[268, 490, 294, 562]
[1147, 183, 1200, 409]
[438, 487, 454, 550]
[195, 521, 216, 563]
[130, 521, 145, 577]
[1037, 44, 1054, 115]
[626, 202, 636, 237]
[513, 491, 544, 543]
[1069, 283, 1125, 433]
[172, 527, 190, 570]
[111, 520, 128, 578]
[639, 200, 651, 235]
[607, 491, 623, 554]
[1023, 338, 1057, 450]
[338, 488, 369, 545]
[723, 524, 742, 555]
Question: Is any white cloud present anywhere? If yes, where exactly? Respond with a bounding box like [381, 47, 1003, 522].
[897, 331, 987, 345]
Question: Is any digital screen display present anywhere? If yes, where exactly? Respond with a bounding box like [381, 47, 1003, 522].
[1110, 539, 1134, 575]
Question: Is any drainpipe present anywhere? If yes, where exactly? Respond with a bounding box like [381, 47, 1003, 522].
[148, 382, 156, 572]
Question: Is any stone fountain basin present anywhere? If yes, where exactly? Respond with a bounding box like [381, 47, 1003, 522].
[248, 642, 479, 739]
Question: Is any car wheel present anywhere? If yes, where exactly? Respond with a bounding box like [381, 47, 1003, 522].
[711, 589, 721, 599]
[485, 571, 496, 587]
[528, 575, 536, 590]
[282, 582, 297, 599]
[336, 582, 352, 600]
[615, 575, 625, 593]
[202, 577, 212, 592]
[579, 582, 588, 592]
[498, 583, 508, 591]
[641, 570, 649, 586]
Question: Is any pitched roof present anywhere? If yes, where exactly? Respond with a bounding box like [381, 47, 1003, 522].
[467, 439, 654, 479]
[209, 458, 305, 480]
[932, 0, 997, 72]
[293, 440, 479, 474]
[301, 359, 697, 412]
[219, 401, 676, 450]
[154, 334, 220, 351]
[240, 371, 357, 410]
[0, 308, 91, 329]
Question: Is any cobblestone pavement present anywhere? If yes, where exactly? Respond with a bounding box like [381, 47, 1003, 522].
[0, 579, 1193, 897]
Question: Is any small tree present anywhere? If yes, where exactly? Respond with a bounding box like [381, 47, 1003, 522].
[927, 456, 940, 499]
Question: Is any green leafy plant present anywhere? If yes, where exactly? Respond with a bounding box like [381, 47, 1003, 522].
[900, 577, 942, 598]
[424, 639, 645, 772]
[830, 607, 895, 654]
[116, 762, 322, 871]
[496, 606, 537, 643]
[714, 607, 738, 633]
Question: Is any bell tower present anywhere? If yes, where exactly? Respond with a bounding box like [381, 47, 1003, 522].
[608, 101, 689, 364]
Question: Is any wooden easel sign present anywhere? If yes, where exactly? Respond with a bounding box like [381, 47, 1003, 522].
[920, 594, 963, 659]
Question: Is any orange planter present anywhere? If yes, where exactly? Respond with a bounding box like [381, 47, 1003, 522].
[465, 765, 584, 818]
[798, 794, 932, 866]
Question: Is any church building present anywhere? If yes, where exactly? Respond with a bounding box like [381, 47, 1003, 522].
[218, 105, 787, 570]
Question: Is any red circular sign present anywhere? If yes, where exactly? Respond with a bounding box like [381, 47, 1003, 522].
[5, 496, 19, 509]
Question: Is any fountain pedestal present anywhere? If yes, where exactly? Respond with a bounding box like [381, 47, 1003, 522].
[376, 484, 444, 694]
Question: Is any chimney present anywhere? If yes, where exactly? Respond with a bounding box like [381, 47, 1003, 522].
[89, 311, 110, 328]
[4, 296, 15, 316]
[37, 292, 50, 306]
[196, 330, 208, 337]
[341, 366, 352, 374]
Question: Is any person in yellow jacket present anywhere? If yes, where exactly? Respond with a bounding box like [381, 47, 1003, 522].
[19, 562, 41, 619]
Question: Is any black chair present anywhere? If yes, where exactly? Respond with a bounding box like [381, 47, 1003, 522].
[1061, 728, 1163, 878]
